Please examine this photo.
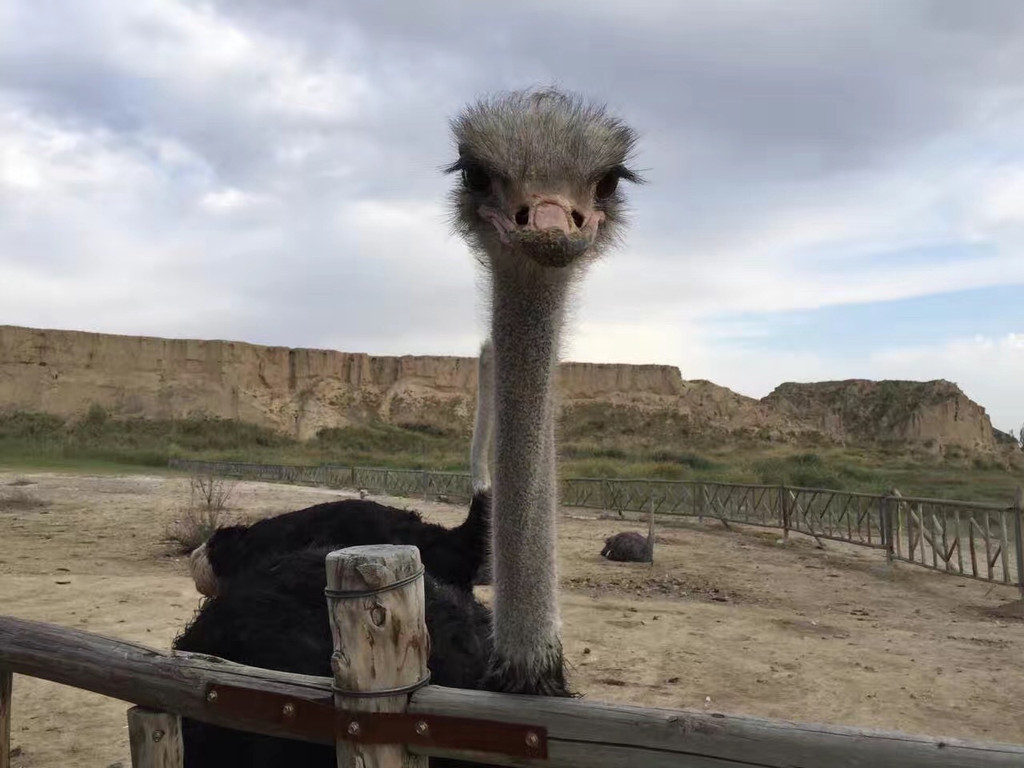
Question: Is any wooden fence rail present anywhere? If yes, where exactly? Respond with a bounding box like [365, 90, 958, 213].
[4, 578, 1024, 767]
[168, 459, 1024, 593]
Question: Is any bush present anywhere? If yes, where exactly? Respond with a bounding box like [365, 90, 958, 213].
[164, 473, 235, 554]
[165, 505, 223, 554]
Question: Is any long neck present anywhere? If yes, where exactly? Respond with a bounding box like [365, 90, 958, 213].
[470, 339, 494, 493]
[487, 260, 571, 695]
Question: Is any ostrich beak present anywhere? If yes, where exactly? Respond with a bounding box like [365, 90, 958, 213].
[480, 195, 605, 268]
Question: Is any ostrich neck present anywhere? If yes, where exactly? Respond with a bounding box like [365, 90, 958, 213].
[470, 341, 494, 493]
[488, 259, 570, 692]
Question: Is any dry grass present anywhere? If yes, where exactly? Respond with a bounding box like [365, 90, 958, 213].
[0, 487, 48, 511]
[164, 473, 235, 553]
[165, 505, 223, 554]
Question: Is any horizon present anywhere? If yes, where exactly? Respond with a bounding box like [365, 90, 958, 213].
[1, 2, 1021, 432]
[4, 321, 1007, 430]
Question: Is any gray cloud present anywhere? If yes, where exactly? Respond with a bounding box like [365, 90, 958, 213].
[1, 0, 1022, 428]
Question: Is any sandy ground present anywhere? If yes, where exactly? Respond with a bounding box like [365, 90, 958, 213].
[1, 470, 1023, 767]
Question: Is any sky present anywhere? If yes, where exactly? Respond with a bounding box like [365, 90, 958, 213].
[1, 0, 1022, 433]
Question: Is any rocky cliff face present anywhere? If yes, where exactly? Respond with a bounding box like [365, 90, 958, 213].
[0, 324, 998, 450]
[763, 379, 996, 451]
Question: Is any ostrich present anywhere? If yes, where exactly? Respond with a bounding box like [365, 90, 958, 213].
[601, 531, 653, 562]
[188, 493, 490, 595]
[174, 87, 641, 763]
[451, 88, 640, 695]
[187, 339, 496, 597]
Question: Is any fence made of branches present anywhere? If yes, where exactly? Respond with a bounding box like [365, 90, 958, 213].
[168, 459, 1024, 593]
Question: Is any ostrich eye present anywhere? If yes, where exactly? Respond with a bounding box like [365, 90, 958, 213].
[595, 172, 619, 200]
[461, 164, 491, 193]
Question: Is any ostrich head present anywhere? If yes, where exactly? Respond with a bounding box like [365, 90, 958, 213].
[447, 88, 641, 696]
[447, 88, 640, 273]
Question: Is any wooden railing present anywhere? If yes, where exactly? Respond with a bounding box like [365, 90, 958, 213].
[3, 545, 1024, 767]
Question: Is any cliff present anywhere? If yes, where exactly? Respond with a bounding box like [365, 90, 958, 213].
[0, 325, 998, 451]
[763, 379, 996, 451]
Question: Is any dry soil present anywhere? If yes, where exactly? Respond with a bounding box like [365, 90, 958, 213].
[1, 470, 1023, 767]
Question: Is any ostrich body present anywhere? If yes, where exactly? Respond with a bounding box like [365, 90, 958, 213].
[188, 341, 497, 597]
[189, 493, 490, 596]
[176, 548, 493, 768]
[174, 88, 641, 760]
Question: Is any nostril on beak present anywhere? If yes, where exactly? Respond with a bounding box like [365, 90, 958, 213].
[571, 210, 584, 229]
[514, 207, 530, 226]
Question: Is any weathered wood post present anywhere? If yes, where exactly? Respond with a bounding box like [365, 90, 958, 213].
[647, 485, 656, 565]
[886, 489, 903, 564]
[882, 491, 892, 562]
[327, 545, 429, 768]
[127, 707, 183, 768]
[780, 485, 790, 541]
[1014, 486, 1024, 600]
[1, 669, 11, 768]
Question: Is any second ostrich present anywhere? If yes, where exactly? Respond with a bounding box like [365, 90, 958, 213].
[188, 340, 496, 597]
[174, 88, 642, 763]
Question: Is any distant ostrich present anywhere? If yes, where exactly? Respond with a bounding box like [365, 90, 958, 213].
[174, 87, 642, 763]
[187, 339, 496, 597]
[601, 531, 652, 562]
[601, 506, 657, 563]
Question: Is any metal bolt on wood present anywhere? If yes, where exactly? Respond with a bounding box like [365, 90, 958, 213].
[152, 729, 164, 743]
[206, 689, 217, 703]
[526, 731, 540, 748]
[282, 702, 295, 718]
[415, 720, 429, 736]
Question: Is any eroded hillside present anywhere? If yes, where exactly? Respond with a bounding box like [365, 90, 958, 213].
[0, 324, 998, 451]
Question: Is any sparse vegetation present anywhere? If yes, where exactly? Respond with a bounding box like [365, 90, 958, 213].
[0, 487, 48, 511]
[165, 472, 236, 554]
[0, 406, 1021, 504]
[165, 505, 223, 555]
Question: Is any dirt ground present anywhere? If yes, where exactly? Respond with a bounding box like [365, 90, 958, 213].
[1, 470, 1023, 767]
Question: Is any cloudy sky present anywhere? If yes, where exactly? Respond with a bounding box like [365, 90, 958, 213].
[1, 1, 1022, 432]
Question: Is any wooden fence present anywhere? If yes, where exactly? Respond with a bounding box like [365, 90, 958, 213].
[169, 459, 1024, 593]
[3, 544, 1024, 768]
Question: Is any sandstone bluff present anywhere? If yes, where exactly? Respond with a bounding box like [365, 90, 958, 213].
[0, 324, 997, 451]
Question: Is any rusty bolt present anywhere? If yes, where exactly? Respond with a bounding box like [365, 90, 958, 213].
[347, 720, 361, 736]
[282, 702, 296, 718]
[206, 689, 218, 703]
[414, 720, 429, 736]
[152, 730, 164, 743]
[525, 731, 540, 749]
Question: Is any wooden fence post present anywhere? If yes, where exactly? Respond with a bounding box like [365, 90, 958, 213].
[1014, 486, 1024, 600]
[327, 545, 429, 768]
[780, 485, 790, 541]
[882, 492, 892, 562]
[647, 486, 656, 565]
[127, 707, 183, 768]
[888, 489, 903, 563]
[1, 670, 11, 768]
